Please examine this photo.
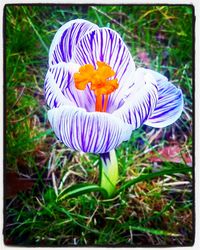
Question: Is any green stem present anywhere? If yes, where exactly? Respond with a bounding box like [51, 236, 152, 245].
[100, 150, 118, 197]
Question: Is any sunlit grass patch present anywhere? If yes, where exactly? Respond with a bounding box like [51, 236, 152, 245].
[4, 4, 194, 247]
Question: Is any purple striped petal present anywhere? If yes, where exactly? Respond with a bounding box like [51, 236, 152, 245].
[44, 62, 81, 108]
[47, 106, 132, 153]
[45, 62, 96, 111]
[49, 19, 98, 66]
[144, 69, 184, 128]
[44, 67, 75, 109]
[113, 68, 158, 130]
[72, 28, 135, 113]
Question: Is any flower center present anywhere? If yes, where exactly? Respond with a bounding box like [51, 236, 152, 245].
[74, 61, 119, 112]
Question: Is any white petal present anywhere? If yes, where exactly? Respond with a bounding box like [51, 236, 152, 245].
[48, 105, 132, 153]
[44, 68, 75, 109]
[113, 68, 158, 129]
[143, 69, 184, 128]
[48, 19, 99, 66]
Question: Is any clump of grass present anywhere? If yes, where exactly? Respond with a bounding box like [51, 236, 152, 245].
[4, 4, 193, 247]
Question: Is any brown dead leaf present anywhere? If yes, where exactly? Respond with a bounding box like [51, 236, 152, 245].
[148, 145, 192, 166]
[5, 172, 35, 198]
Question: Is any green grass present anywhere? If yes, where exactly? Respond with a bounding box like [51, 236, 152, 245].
[4, 4, 193, 246]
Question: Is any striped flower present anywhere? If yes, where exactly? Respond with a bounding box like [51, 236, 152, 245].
[44, 19, 183, 154]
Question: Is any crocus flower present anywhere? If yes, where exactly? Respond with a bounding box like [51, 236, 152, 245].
[44, 19, 183, 197]
[44, 19, 183, 154]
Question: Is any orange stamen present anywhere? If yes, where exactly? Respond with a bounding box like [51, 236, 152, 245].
[96, 94, 103, 112]
[74, 61, 118, 112]
[103, 95, 109, 112]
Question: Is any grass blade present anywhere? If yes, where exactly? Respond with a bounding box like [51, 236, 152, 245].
[116, 165, 192, 195]
[125, 225, 180, 237]
[22, 6, 48, 53]
[57, 183, 108, 201]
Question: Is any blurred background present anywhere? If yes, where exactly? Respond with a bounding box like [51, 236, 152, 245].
[5, 5, 193, 246]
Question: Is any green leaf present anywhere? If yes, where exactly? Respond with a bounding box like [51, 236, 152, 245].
[44, 188, 57, 202]
[124, 225, 180, 237]
[116, 166, 192, 195]
[57, 183, 108, 201]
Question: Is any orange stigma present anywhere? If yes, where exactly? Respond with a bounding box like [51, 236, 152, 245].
[74, 61, 119, 112]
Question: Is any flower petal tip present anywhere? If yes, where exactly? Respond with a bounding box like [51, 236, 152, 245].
[144, 69, 184, 128]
